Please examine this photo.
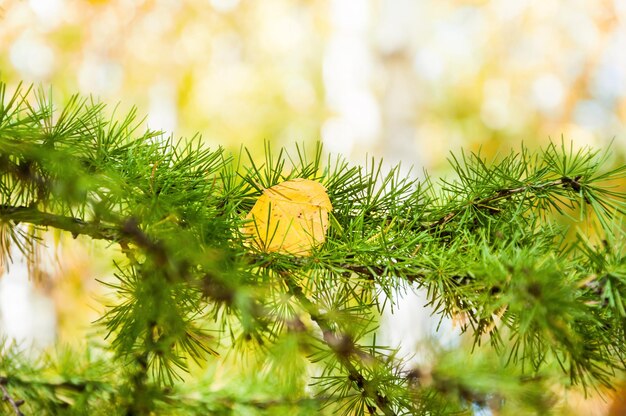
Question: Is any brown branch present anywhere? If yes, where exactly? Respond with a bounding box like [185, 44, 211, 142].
[334, 177, 585, 285]
[280, 272, 397, 416]
[0, 205, 192, 281]
[0, 204, 120, 241]
[0, 377, 25, 416]
[339, 263, 430, 284]
[427, 177, 572, 230]
[0, 203, 269, 330]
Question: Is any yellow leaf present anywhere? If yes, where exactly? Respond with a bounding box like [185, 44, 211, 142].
[242, 178, 332, 256]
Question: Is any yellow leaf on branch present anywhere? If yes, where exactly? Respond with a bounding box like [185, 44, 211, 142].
[241, 178, 332, 256]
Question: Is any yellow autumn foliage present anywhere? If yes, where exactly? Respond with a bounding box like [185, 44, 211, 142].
[241, 178, 332, 256]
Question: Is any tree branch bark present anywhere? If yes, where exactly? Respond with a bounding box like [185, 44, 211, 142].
[0, 377, 25, 416]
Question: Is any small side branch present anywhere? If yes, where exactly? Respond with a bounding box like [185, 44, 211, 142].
[280, 272, 397, 416]
[0, 204, 120, 241]
[0, 377, 25, 416]
[428, 177, 572, 229]
[340, 263, 430, 284]
[0, 204, 267, 319]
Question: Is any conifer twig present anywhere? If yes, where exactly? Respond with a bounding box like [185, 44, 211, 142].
[428, 177, 576, 230]
[0, 377, 25, 416]
[339, 263, 429, 284]
[279, 272, 397, 416]
[0, 204, 120, 241]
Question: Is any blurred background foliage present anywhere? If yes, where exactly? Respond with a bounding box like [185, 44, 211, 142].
[1, 1, 626, 414]
[1, 0, 625, 168]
